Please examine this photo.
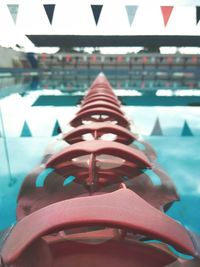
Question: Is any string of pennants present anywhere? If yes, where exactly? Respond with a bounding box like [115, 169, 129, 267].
[0, 118, 195, 137]
[6, 4, 200, 26]
[150, 118, 194, 136]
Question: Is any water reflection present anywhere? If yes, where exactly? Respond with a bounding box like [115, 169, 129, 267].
[27, 72, 200, 94]
[1, 69, 200, 99]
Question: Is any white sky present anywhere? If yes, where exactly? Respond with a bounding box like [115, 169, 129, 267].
[0, 0, 200, 54]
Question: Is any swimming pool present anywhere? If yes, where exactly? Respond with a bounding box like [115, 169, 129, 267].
[0, 74, 200, 237]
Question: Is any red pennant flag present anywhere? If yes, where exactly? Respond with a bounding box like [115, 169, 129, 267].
[161, 6, 174, 27]
[142, 56, 148, 64]
[117, 55, 123, 63]
[91, 55, 97, 63]
[66, 55, 72, 62]
[192, 56, 197, 63]
[41, 53, 46, 61]
[167, 56, 173, 64]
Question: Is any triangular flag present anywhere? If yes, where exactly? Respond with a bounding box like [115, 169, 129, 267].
[196, 6, 200, 24]
[181, 121, 193, 136]
[20, 121, 32, 137]
[151, 118, 163, 136]
[125, 5, 138, 26]
[7, 4, 19, 24]
[52, 120, 62, 136]
[161, 6, 174, 27]
[43, 4, 55, 24]
[91, 5, 103, 25]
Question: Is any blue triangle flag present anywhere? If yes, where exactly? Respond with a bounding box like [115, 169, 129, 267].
[20, 121, 32, 137]
[151, 118, 163, 136]
[125, 5, 138, 26]
[181, 121, 193, 136]
[43, 4, 55, 24]
[7, 4, 19, 24]
[52, 120, 62, 136]
[91, 5, 103, 25]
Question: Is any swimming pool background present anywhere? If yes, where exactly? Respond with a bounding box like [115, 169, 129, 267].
[0, 90, 200, 237]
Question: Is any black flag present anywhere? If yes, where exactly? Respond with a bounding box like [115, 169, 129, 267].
[91, 5, 103, 25]
[43, 4, 55, 24]
[196, 6, 200, 24]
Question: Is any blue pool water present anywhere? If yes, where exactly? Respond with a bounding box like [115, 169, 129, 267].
[0, 78, 200, 237]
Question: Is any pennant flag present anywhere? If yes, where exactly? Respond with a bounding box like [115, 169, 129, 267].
[52, 120, 62, 136]
[161, 6, 174, 27]
[90, 54, 97, 63]
[101, 55, 105, 63]
[66, 55, 72, 62]
[167, 56, 173, 64]
[151, 118, 163, 136]
[181, 121, 193, 136]
[41, 53, 47, 61]
[7, 4, 19, 24]
[192, 56, 197, 63]
[43, 4, 55, 24]
[196, 7, 200, 24]
[20, 121, 32, 137]
[117, 55, 123, 63]
[142, 56, 148, 64]
[91, 5, 103, 25]
[125, 5, 138, 26]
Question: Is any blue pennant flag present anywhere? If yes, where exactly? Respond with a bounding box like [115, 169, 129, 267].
[52, 120, 62, 136]
[151, 118, 163, 136]
[7, 4, 19, 24]
[181, 121, 193, 136]
[125, 5, 138, 26]
[20, 121, 32, 137]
